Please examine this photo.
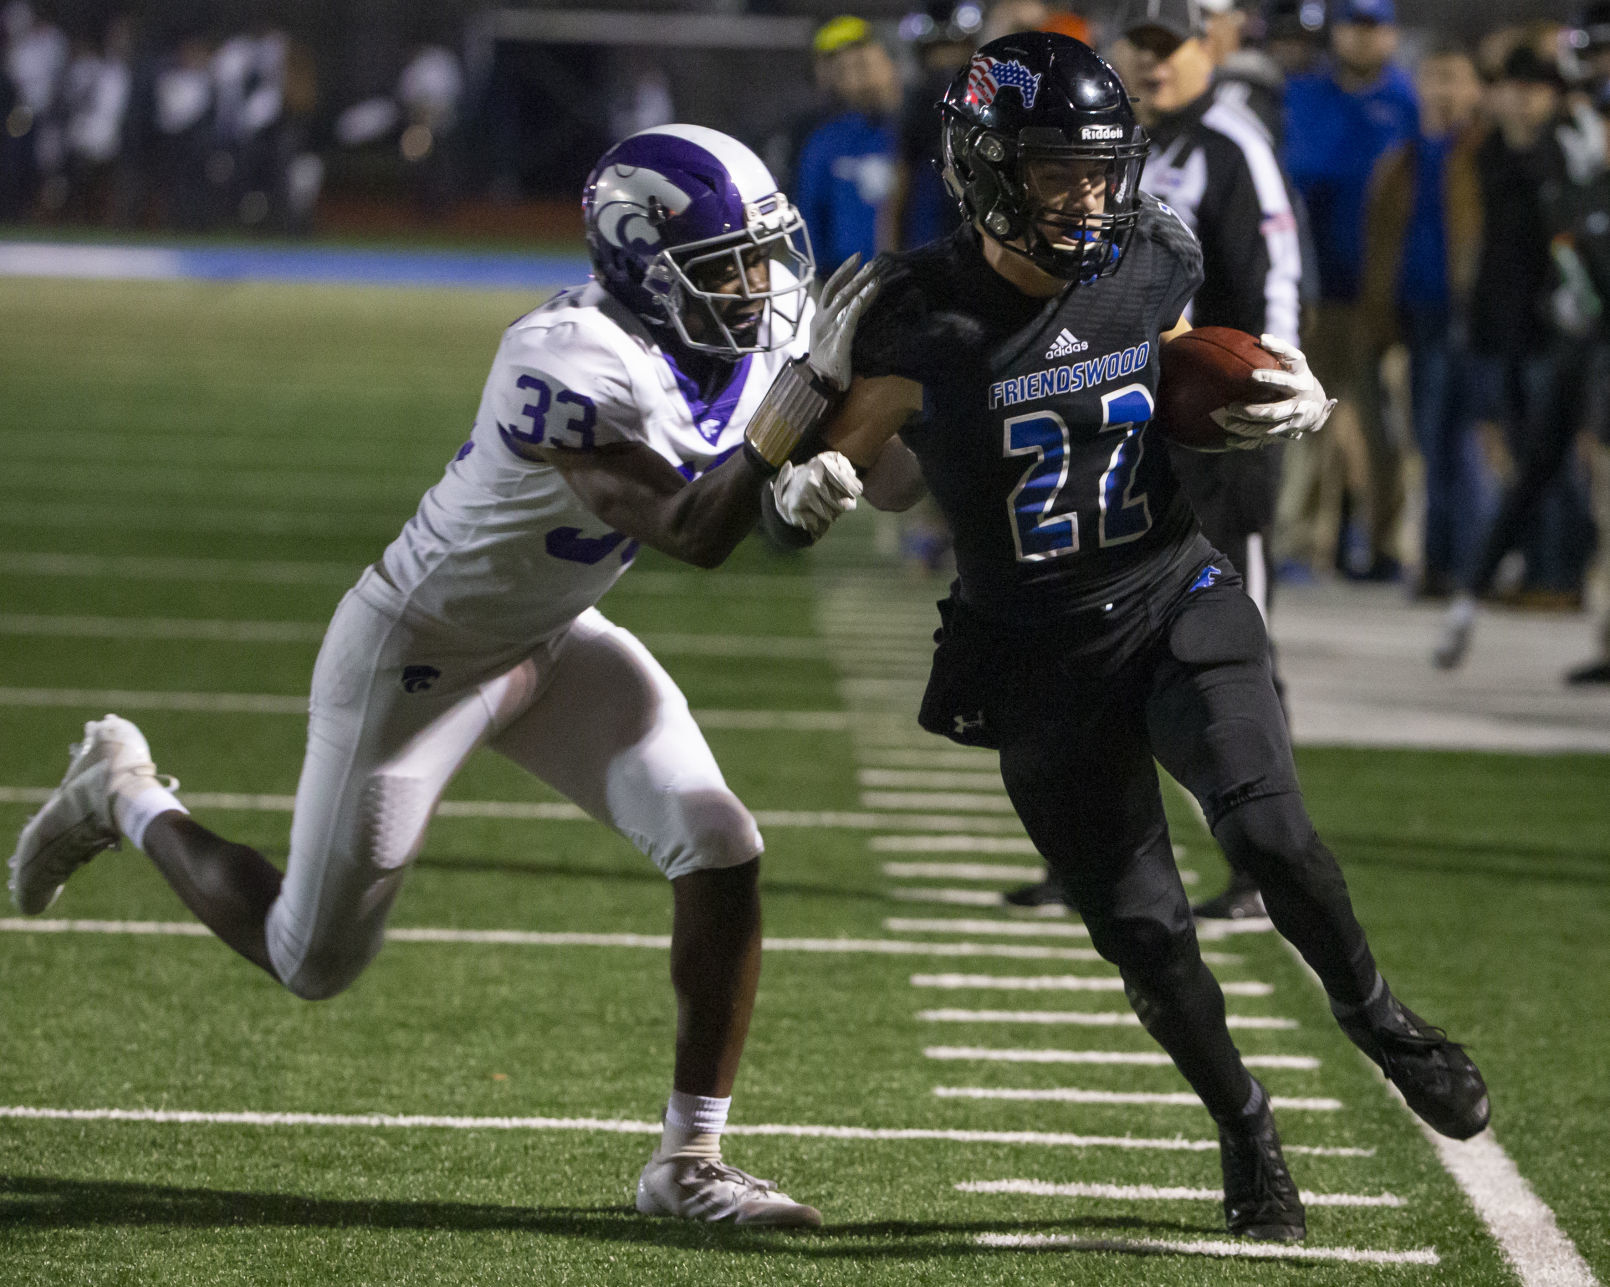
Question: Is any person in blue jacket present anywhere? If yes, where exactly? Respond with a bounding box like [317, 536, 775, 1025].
[1278, 0, 1418, 581]
[794, 16, 903, 275]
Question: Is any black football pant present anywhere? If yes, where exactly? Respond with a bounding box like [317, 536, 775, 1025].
[993, 575, 1377, 1122]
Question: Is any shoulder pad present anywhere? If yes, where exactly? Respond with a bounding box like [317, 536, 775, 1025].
[1136, 193, 1203, 280]
[852, 245, 989, 382]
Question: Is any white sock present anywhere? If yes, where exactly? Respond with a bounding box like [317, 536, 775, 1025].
[1448, 594, 1477, 627]
[659, 1091, 730, 1159]
[114, 783, 188, 851]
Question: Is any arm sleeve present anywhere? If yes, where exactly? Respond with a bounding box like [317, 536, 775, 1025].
[1140, 195, 1206, 328]
[487, 322, 642, 460]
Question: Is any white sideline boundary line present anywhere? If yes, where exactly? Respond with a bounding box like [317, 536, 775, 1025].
[958, 1178, 1394, 1205]
[925, 1046, 1320, 1071]
[917, 1008, 1288, 1030]
[0, 919, 1113, 962]
[1157, 774, 1601, 1287]
[0, 1105, 1368, 1155]
[973, 1232, 1438, 1265]
[911, 973, 1273, 997]
[938, 1088, 1340, 1110]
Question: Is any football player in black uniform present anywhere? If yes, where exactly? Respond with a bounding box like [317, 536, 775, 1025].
[819, 32, 1490, 1243]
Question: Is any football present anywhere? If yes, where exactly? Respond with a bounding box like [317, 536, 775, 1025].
[1155, 327, 1285, 450]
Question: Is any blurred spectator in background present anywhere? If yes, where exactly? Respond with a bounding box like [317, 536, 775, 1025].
[214, 24, 288, 229]
[981, 0, 1047, 44]
[1279, 0, 1418, 581]
[61, 15, 131, 223]
[1202, 0, 1285, 137]
[1360, 40, 1490, 601]
[1436, 43, 1602, 667]
[1, 1, 67, 219]
[887, 0, 980, 251]
[397, 39, 465, 215]
[794, 16, 900, 274]
[152, 36, 214, 230]
[1114, 0, 1303, 922]
[1259, 0, 1325, 81]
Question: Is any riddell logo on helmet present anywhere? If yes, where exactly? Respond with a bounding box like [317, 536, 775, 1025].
[1081, 124, 1125, 141]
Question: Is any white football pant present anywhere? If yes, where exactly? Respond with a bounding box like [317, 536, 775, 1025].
[265, 568, 762, 999]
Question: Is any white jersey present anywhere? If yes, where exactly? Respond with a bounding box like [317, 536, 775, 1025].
[380, 282, 809, 645]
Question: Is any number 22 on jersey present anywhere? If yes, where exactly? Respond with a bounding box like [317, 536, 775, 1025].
[1003, 384, 1154, 561]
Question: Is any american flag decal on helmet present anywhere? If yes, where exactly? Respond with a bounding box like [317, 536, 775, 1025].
[965, 55, 1042, 110]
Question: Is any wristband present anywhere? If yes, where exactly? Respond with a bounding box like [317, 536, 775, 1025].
[742, 358, 839, 473]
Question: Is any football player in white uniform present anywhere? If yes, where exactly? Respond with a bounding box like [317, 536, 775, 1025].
[9, 124, 879, 1228]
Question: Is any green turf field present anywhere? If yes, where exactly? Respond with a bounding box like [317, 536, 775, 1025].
[1, 277, 1606, 1286]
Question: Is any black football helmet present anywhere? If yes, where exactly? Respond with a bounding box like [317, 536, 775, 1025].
[940, 32, 1148, 283]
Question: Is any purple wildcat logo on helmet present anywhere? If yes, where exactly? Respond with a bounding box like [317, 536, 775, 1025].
[583, 124, 815, 357]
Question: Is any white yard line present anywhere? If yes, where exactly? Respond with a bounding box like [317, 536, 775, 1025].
[912, 973, 1272, 996]
[972, 1232, 1437, 1265]
[937, 1088, 1338, 1109]
[0, 919, 1104, 962]
[917, 1009, 1288, 1030]
[890, 887, 1038, 907]
[861, 791, 1019, 813]
[0, 786, 1033, 836]
[859, 768, 1005, 790]
[958, 1179, 1391, 1204]
[856, 748, 1001, 769]
[925, 1047, 1320, 1071]
[883, 862, 1047, 882]
[871, 836, 1039, 854]
[0, 615, 829, 661]
[885, 917, 1087, 937]
[0, 1104, 1364, 1154]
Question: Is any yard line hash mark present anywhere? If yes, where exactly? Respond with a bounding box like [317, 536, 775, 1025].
[958, 1179, 1395, 1204]
[0, 1106, 1370, 1154]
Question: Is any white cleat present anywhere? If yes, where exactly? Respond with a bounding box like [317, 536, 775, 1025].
[9, 715, 171, 914]
[1432, 598, 1476, 670]
[635, 1153, 823, 1229]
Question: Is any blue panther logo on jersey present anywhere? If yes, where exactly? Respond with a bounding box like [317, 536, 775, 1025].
[1189, 565, 1222, 593]
[965, 55, 1042, 110]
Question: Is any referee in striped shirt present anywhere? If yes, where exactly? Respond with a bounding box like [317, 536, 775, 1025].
[1123, 0, 1304, 921]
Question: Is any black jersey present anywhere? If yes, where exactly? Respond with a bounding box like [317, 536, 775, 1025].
[853, 197, 1206, 624]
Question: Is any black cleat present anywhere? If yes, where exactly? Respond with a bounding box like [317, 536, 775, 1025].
[1192, 874, 1267, 921]
[1336, 995, 1490, 1140]
[1219, 1086, 1306, 1241]
[1002, 877, 1068, 908]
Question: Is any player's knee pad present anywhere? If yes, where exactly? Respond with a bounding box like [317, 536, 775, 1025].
[278, 933, 384, 1001]
[645, 787, 763, 881]
[1212, 791, 1319, 876]
[1084, 910, 1196, 990]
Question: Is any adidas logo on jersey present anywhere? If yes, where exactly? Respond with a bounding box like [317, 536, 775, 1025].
[1045, 328, 1088, 359]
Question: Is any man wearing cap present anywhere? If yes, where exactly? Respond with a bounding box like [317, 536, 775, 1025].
[793, 16, 903, 275]
[1199, 0, 1286, 143]
[1120, 0, 1302, 922]
[1279, 0, 1418, 582]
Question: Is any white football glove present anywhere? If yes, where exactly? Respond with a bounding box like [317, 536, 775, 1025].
[804, 254, 883, 391]
[770, 450, 863, 539]
[1213, 333, 1337, 450]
